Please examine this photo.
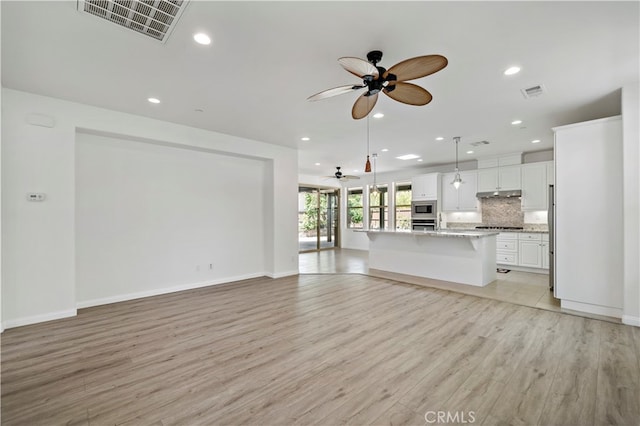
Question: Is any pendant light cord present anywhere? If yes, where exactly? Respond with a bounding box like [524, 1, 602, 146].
[367, 101, 370, 156]
[454, 136, 460, 172]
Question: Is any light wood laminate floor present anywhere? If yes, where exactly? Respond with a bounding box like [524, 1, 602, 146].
[2, 274, 639, 425]
[299, 249, 624, 323]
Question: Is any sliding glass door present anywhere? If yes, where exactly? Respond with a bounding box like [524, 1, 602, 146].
[298, 186, 340, 252]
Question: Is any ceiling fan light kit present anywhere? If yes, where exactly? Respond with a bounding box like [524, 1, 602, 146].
[308, 50, 448, 120]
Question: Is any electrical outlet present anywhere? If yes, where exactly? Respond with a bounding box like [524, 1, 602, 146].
[196, 265, 200, 272]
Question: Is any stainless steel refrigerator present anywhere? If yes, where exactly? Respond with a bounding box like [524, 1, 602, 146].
[548, 184, 555, 296]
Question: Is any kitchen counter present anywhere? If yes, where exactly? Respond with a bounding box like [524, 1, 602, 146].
[445, 227, 549, 234]
[360, 229, 497, 286]
[356, 229, 499, 238]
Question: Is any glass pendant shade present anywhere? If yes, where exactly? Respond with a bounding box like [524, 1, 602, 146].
[453, 172, 462, 189]
[364, 155, 371, 172]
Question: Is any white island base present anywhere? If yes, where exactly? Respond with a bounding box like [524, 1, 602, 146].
[363, 230, 498, 287]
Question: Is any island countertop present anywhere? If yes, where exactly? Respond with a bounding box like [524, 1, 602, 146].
[355, 229, 499, 239]
[358, 228, 498, 286]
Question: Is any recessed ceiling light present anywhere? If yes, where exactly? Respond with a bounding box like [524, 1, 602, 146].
[435, 137, 444, 141]
[193, 33, 211, 45]
[353, 169, 359, 172]
[396, 154, 420, 160]
[531, 139, 541, 144]
[511, 120, 522, 125]
[467, 150, 474, 154]
[314, 162, 320, 166]
[373, 112, 384, 119]
[504, 66, 521, 76]
[381, 148, 389, 152]
[147, 97, 160, 104]
[417, 159, 423, 162]
[301, 137, 310, 141]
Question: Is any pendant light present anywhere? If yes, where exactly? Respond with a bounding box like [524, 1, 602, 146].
[364, 98, 372, 173]
[452, 136, 462, 189]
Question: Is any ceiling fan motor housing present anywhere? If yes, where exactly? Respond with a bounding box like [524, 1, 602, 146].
[366, 50, 383, 65]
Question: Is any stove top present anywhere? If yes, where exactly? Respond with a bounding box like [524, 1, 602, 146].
[475, 226, 524, 230]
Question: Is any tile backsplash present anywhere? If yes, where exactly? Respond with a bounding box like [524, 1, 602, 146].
[443, 196, 549, 231]
[480, 197, 524, 227]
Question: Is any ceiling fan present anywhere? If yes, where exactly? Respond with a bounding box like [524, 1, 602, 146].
[307, 50, 448, 119]
[325, 167, 360, 181]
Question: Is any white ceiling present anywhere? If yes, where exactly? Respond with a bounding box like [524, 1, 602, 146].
[2, 1, 638, 177]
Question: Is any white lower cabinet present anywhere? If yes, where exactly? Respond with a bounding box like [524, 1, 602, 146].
[497, 232, 549, 270]
[519, 240, 543, 268]
[496, 233, 518, 266]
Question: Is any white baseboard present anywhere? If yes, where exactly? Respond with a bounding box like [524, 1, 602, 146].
[3, 309, 77, 329]
[622, 315, 640, 327]
[266, 270, 299, 279]
[561, 300, 622, 319]
[77, 273, 266, 309]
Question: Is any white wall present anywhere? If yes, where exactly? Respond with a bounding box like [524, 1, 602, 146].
[75, 132, 267, 306]
[1, 88, 298, 328]
[622, 83, 640, 326]
[0, 2, 3, 333]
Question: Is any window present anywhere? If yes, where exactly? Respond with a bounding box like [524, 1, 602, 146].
[369, 184, 389, 230]
[395, 183, 412, 230]
[347, 188, 363, 229]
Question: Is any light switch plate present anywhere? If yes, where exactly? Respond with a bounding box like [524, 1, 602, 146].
[26, 193, 46, 202]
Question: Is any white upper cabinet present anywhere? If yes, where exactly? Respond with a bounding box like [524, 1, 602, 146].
[411, 173, 439, 201]
[477, 165, 521, 192]
[441, 170, 478, 211]
[521, 162, 551, 211]
[458, 171, 479, 210]
[477, 153, 522, 169]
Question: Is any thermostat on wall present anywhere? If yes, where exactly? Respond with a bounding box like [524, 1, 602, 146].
[26, 193, 46, 202]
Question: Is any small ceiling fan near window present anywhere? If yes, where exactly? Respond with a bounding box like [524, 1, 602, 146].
[307, 50, 448, 119]
[325, 167, 360, 181]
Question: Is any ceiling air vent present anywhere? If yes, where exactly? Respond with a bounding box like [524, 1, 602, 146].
[521, 84, 546, 99]
[78, 0, 188, 43]
[470, 140, 490, 147]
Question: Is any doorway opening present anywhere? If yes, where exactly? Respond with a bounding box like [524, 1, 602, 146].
[298, 186, 340, 252]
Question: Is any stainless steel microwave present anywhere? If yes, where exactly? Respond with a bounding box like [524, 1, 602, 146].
[411, 201, 437, 218]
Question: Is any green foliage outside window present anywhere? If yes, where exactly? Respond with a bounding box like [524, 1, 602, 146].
[347, 190, 363, 228]
[396, 184, 412, 230]
[301, 192, 328, 232]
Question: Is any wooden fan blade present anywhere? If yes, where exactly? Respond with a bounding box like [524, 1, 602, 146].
[383, 55, 448, 82]
[383, 82, 433, 106]
[352, 93, 378, 120]
[338, 57, 380, 79]
[307, 85, 364, 101]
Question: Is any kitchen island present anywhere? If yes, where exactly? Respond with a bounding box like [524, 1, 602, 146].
[359, 229, 498, 286]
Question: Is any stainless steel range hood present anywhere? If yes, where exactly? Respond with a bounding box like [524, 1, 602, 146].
[476, 190, 522, 198]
